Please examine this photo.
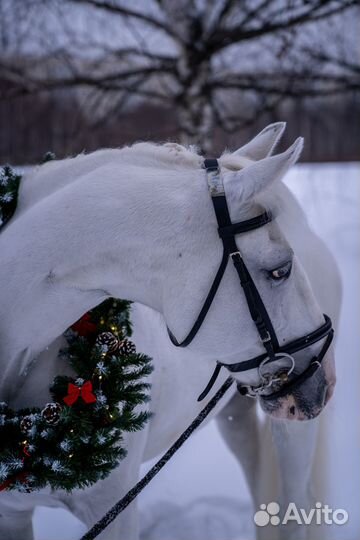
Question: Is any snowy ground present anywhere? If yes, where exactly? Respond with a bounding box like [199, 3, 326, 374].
[25, 162, 360, 540]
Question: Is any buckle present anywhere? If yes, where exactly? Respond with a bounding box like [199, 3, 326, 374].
[230, 250, 242, 260]
[311, 360, 321, 370]
[261, 331, 271, 343]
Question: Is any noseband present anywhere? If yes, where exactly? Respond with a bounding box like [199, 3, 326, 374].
[167, 158, 334, 401]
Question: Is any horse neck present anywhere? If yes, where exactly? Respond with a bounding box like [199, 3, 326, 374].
[0, 156, 200, 400]
[18, 150, 123, 215]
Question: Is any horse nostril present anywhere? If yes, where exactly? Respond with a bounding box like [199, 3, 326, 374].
[289, 406, 296, 415]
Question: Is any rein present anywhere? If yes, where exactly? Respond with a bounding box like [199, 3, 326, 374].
[80, 377, 234, 540]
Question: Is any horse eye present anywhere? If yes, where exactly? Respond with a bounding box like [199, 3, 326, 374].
[269, 261, 292, 281]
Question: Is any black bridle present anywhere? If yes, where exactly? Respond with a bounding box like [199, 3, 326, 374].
[167, 158, 334, 402]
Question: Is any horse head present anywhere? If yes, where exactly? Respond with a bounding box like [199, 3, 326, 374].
[163, 123, 336, 421]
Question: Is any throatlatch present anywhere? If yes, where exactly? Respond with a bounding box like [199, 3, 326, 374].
[168, 159, 334, 402]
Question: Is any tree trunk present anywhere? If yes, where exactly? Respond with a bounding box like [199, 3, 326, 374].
[178, 98, 214, 154]
[176, 54, 214, 154]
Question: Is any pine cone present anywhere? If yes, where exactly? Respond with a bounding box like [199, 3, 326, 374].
[41, 402, 62, 425]
[96, 332, 119, 354]
[20, 415, 34, 434]
[118, 339, 136, 356]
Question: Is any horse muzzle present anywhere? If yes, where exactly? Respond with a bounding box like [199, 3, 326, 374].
[259, 348, 336, 421]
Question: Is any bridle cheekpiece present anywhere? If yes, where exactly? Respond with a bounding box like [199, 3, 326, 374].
[167, 159, 334, 402]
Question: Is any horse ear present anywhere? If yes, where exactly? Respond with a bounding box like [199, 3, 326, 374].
[227, 137, 304, 203]
[233, 122, 286, 161]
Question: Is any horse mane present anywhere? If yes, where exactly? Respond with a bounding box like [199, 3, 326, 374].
[19, 142, 306, 235]
[119, 142, 309, 236]
[17, 142, 252, 214]
[113, 141, 253, 172]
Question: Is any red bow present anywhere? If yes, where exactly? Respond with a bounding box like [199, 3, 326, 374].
[63, 381, 97, 406]
[0, 477, 13, 492]
[71, 313, 97, 337]
[0, 472, 28, 492]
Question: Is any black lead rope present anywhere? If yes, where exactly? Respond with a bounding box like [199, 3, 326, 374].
[80, 377, 234, 540]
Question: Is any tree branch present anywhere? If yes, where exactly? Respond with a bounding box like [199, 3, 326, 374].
[208, 0, 358, 53]
[301, 48, 360, 75]
[0, 60, 174, 101]
[73, 0, 181, 42]
[210, 77, 359, 97]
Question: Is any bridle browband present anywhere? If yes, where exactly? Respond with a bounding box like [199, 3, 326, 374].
[167, 158, 334, 402]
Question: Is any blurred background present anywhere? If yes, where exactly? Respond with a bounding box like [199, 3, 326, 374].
[0, 0, 359, 163]
[0, 2, 359, 540]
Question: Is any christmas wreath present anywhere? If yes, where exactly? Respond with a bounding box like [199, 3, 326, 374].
[0, 164, 153, 493]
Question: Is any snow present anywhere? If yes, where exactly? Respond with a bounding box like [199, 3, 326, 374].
[28, 162, 360, 540]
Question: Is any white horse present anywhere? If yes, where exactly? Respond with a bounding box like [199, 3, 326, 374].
[0, 123, 341, 540]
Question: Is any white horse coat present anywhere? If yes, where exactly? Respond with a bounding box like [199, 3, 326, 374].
[0, 124, 341, 540]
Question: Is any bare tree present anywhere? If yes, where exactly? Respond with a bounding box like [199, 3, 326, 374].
[0, 0, 359, 152]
